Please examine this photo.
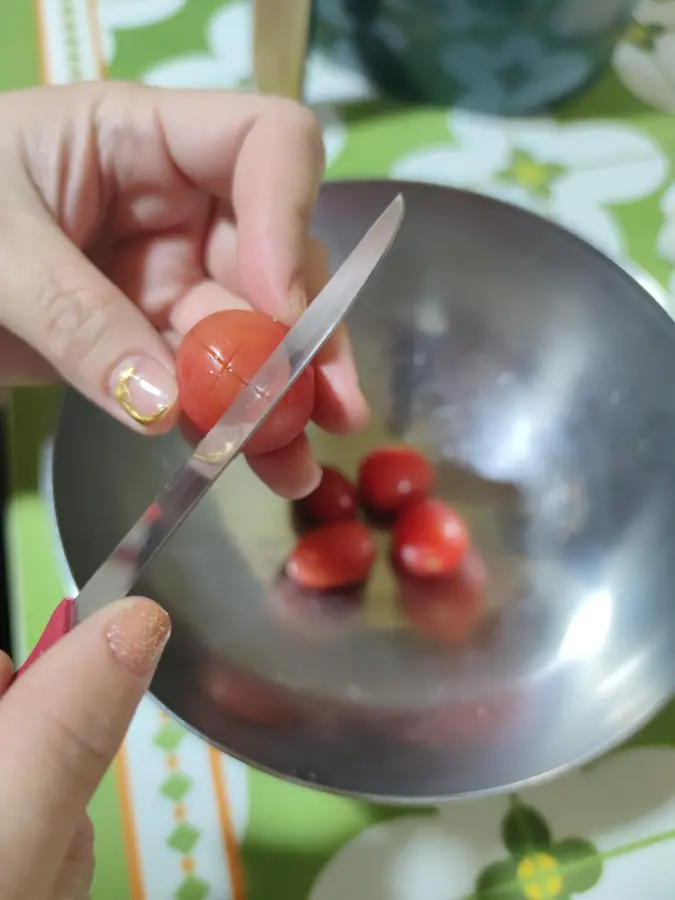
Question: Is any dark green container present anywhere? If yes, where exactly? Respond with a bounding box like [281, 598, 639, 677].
[311, 0, 637, 114]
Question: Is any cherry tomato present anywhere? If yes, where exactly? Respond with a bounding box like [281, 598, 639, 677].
[392, 497, 469, 578]
[398, 550, 486, 646]
[177, 309, 315, 455]
[299, 466, 357, 525]
[286, 521, 376, 591]
[358, 445, 433, 514]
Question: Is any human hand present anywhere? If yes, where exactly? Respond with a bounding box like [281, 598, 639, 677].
[0, 596, 170, 900]
[0, 82, 368, 497]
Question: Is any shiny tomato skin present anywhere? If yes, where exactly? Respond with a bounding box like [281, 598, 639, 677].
[358, 445, 433, 514]
[392, 497, 469, 578]
[286, 521, 376, 591]
[398, 550, 486, 645]
[300, 466, 357, 525]
[177, 309, 315, 455]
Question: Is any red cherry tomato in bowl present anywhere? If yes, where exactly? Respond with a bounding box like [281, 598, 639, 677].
[286, 520, 376, 591]
[177, 309, 315, 455]
[392, 497, 469, 578]
[299, 466, 357, 525]
[358, 445, 433, 514]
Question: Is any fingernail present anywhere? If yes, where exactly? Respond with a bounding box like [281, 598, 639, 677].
[109, 356, 177, 427]
[105, 597, 171, 677]
[325, 360, 370, 425]
[283, 450, 322, 500]
[303, 457, 323, 496]
[325, 327, 370, 424]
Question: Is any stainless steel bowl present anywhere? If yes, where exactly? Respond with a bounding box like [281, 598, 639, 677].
[49, 181, 675, 802]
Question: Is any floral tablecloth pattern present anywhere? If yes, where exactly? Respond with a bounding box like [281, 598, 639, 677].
[6, 0, 675, 898]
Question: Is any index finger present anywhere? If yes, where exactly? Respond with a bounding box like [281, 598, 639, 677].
[153, 87, 369, 431]
[155, 89, 325, 325]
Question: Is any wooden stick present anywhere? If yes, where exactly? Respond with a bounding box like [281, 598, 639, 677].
[252, 0, 312, 100]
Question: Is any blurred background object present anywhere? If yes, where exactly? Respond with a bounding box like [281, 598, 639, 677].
[253, 0, 312, 98]
[310, 0, 639, 113]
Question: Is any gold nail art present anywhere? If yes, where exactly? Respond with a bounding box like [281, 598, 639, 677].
[115, 365, 169, 426]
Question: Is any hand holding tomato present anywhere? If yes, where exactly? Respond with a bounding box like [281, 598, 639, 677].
[0, 82, 368, 499]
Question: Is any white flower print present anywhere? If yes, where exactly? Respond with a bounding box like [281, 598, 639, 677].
[310, 747, 675, 900]
[97, 0, 189, 66]
[612, 0, 675, 112]
[391, 110, 667, 259]
[139, 0, 374, 169]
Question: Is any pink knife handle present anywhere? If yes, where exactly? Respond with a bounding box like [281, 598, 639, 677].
[13, 598, 76, 681]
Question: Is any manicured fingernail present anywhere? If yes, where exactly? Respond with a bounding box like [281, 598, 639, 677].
[109, 356, 177, 427]
[105, 597, 171, 677]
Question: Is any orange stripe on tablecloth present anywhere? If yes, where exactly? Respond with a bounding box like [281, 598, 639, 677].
[85, 0, 107, 78]
[208, 747, 247, 900]
[115, 747, 146, 900]
[33, 0, 50, 83]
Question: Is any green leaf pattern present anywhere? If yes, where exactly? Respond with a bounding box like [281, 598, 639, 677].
[153, 713, 211, 900]
[475, 800, 602, 899]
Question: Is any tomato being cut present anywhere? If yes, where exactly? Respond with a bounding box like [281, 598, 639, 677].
[177, 309, 315, 455]
[392, 496, 469, 578]
[286, 520, 376, 591]
[299, 466, 357, 525]
[358, 445, 433, 515]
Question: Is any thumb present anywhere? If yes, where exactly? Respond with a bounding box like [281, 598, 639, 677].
[0, 597, 170, 900]
[0, 190, 178, 433]
[52, 817, 95, 900]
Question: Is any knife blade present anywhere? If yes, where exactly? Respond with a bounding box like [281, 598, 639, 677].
[15, 193, 405, 677]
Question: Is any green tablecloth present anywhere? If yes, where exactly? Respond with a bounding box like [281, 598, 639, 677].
[6, 1, 675, 898]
